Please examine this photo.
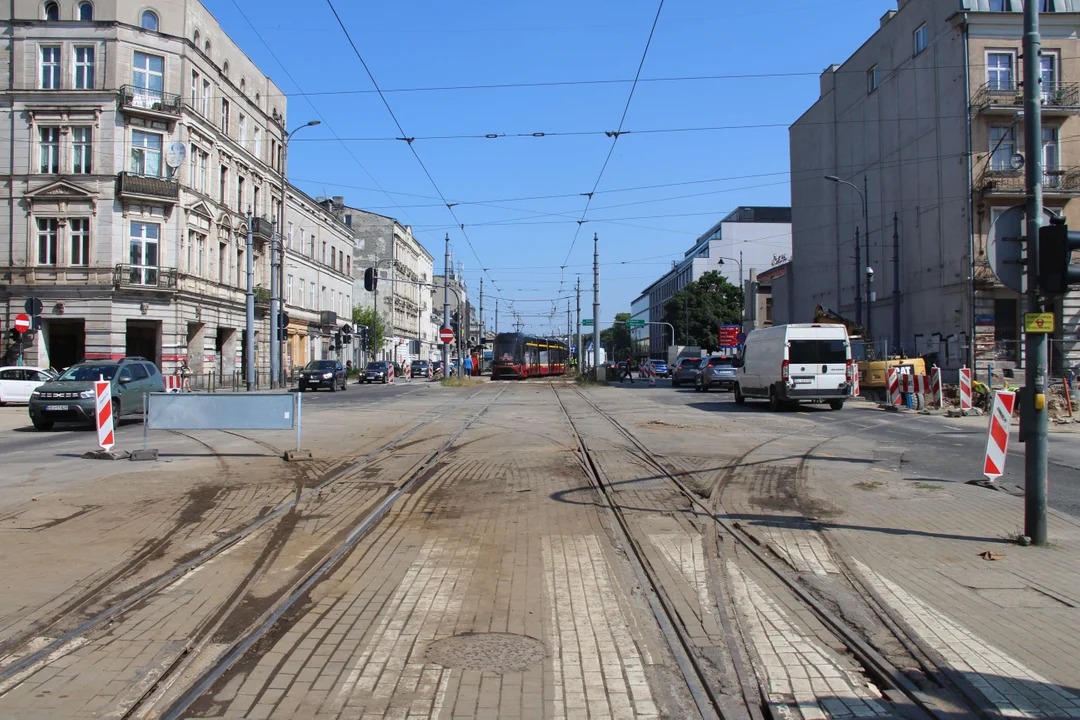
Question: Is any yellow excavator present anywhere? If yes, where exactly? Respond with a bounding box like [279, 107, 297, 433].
[813, 305, 926, 403]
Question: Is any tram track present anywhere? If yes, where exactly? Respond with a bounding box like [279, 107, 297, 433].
[0, 387, 492, 701]
[556, 384, 989, 720]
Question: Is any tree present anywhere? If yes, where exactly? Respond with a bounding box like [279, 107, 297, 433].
[663, 271, 743, 353]
[352, 305, 387, 357]
[582, 312, 635, 359]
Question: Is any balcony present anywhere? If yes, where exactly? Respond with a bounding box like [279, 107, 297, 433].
[116, 172, 180, 205]
[978, 166, 1080, 196]
[113, 264, 178, 291]
[252, 216, 275, 243]
[972, 80, 1080, 115]
[118, 85, 183, 121]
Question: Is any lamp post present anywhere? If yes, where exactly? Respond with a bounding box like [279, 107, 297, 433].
[275, 119, 321, 386]
[825, 174, 871, 337]
[717, 255, 745, 327]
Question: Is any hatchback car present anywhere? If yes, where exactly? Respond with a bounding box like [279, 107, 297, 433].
[695, 356, 737, 392]
[28, 357, 164, 430]
[644, 359, 670, 378]
[671, 356, 703, 387]
[410, 360, 432, 378]
[0, 366, 56, 405]
[364, 361, 392, 383]
[299, 360, 347, 392]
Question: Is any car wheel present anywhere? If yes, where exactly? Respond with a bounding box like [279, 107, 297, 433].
[329, 380, 337, 392]
[112, 398, 121, 423]
[829, 399, 845, 411]
[768, 387, 781, 412]
[702, 382, 709, 392]
[299, 383, 307, 392]
[734, 383, 745, 405]
[672, 379, 680, 388]
[341, 379, 348, 391]
[31, 416, 53, 431]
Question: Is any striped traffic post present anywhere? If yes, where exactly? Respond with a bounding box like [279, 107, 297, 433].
[886, 368, 902, 406]
[983, 389, 1017, 481]
[959, 367, 973, 410]
[95, 379, 114, 451]
[388, 363, 395, 384]
[852, 366, 860, 397]
[930, 366, 943, 409]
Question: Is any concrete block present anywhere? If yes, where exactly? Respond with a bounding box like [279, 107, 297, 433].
[129, 448, 158, 462]
[284, 449, 314, 461]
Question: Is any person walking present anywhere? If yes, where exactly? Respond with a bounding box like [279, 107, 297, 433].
[620, 357, 634, 384]
[463, 355, 473, 377]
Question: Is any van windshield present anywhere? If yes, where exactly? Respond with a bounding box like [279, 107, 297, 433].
[788, 339, 847, 364]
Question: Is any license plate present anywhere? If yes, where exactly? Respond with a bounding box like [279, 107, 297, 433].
[793, 378, 813, 385]
[44, 404, 70, 411]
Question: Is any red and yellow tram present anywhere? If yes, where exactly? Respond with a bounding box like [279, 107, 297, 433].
[492, 332, 569, 379]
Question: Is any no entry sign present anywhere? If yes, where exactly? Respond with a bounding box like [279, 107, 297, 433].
[440, 327, 455, 343]
[13, 314, 30, 332]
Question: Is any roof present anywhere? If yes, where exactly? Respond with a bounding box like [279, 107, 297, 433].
[720, 206, 792, 224]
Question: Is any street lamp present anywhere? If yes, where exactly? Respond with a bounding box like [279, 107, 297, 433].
[273, 119, 321, 387]
[824, 174, 871, 337]
[717, 255, 744, 327]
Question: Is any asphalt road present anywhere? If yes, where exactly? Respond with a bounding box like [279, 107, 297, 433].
[608, 377, 1080, 521]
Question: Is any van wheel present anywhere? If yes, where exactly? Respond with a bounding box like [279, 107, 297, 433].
[829, 399, 845, 411]
[768, 388, 781, 412]
[734, 384, 745, 405]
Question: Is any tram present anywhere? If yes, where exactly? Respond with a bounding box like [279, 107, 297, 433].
[491, 332, 569, 379]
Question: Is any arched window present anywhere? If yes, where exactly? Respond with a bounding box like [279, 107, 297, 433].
[255, 92, 260, 104]
[222, 61, 229, 77]
[43, 1, 59, 20]
[193, 30, 200, 46]
[240, 77, 246, 93]
[140, 10, 158, 31]
[204, 40, 211, 55]
[78, 2, 93, 20]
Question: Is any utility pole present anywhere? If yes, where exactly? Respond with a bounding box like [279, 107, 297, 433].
[892, 212, 901, 354]
[566, 300, 571, 351]
[494, 299, 498, 335]
[442, 233, 450, 375]
[1023, 0, 1048, 545]
[855, 227, 862, 326]
[479, 277, 484, 343]
[575, 277, 582, 369]
[269, 221, 280, 388]
[592, 233, 601, 377]
[245, 211, 255, 391]
[864, 174, 873, 341]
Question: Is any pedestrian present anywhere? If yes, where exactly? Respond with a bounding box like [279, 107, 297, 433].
[179, 358, 192, 392]
[464, 355, 473, 377]
[621, 357, 634, 384]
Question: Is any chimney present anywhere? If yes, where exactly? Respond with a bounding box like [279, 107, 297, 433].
[332, 196, 344, 207]
[880, 9, 896, 28]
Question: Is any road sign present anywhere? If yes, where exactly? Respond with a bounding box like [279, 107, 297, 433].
[625, 319, 645, 327]
[95, 380, 114, 451]
[1024, 312, 1054, 333]
[13, 314, 30, 332]
[717, 324, 740, 348]
[439, 327, 455, 343]
[582, 319, 594, 326]
[24, 297, 43, 316]
[983, 389, 1017, 480]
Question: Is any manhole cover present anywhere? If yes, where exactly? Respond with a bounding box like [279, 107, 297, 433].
[425, 632, 546, 671]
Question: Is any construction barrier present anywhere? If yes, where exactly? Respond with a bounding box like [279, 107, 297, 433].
[959, 367, 973, 410]
[886, 368, 903, 405]
[852, 368, 860, 397]
[403, 364, 411, 382]
[164, 375, 183, 393]
[95, 380, 114, 451]
[983, 390, 1016, 481]
[388, 364, 395, 384]
[930, 366, 943, 408]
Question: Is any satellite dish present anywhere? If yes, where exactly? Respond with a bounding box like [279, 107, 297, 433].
[165, 142, 187, 168]
[1010, 153, 1025, 171]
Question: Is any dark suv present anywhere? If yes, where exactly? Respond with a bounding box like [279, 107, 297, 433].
[298, 360, 347, 392]
[364, 361, 391, 383]
[410, 360, 432, 378]
[28, 357, 165, 430]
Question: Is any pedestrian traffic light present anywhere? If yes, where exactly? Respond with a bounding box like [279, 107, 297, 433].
[1038, 215, 1080, 295]
[364, 267, 378, 292]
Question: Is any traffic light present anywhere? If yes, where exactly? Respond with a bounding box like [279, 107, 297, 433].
[364, 267, 378, 292]
[1038, 216, 1080, 295]
[7, 328, 20, 343]
[341, 323, 353, 345]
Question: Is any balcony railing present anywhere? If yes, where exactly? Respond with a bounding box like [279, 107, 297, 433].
[252, 216, 275, 241]
[979, 166, 1080, 194]
[119, 85, 183, 117]
[113, 264, 178, 290]
[972, 80, 1080, 112]
[117, 172, 180, 203]
[254, 285, 272, 304]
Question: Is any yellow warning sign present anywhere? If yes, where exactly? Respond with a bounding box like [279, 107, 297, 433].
[1024, 313, 1054, 333]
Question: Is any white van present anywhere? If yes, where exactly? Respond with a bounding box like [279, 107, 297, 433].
[733, 324, 852, 410]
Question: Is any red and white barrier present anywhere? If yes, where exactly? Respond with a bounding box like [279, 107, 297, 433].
[899, 373, 931, 395]
[983, 390, 1016, 481]
[959, 367, 973, 410]
[930, 366, 943, 408]
[852, 367, 860, 397]
[95, 380, 114, 451]
[388, 364, 395, 384]
[886, 368, 903, 405]
[164, 375, 183, 393]
[403, 364, 411, 382]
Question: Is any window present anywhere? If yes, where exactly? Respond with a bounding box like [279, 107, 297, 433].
[989, 125, 1016, 170]
[129, 222, 160, 285]
[310, 283, 315, 309]
[190, 69, 200, 105]
[72, 127, 92, 173]
[1043, 127, 1060, 178]
[913, 24, 927, 56]
[220, 98, 230, 133]
[130, 364, 149, 381]
[238, 113, 247, 146]
[193, 29, 200, 45]
[987, 52, 1014, 91]
[220, 165, 228, 205]
[866, 65, 878, 94]
[196, 232, 206, 276]
[38, 127, 59, 173]
[40, 46, 61, 89]
[253, 185, 260, 215]
[298, 278, 304, 306]
[218, 240, 227, 283]
[989, 0, 1011, 9]
[287, 222, 294, 249]
[240, 77, 246, 93]
[346, 256, 351, 276]
[1041, 53, 1058, 100]
[330, 246, 335, 271]
[237, 175, 245, 211]
[287, 274, 293, 304]
[70, 218, 90, 266]
[44, 1, 59, 20]
[321, 285, 327, 309]
[202, 79, 211, 116]
[204, 40, 210, 55]
[37, 218, 58, 265]
[253, 126, 261, 158]
[222, 60, 229, 78]
[196, 148, 208, 192]
[78, 2, 93, 20]
[1041, 0, 1057, 9]
[132, 51, 164, 98]
[321, 241, 326, 265]
[131, 130, 162, 176]
[140, 10, 158, 31]
[73, 46, 96, 89]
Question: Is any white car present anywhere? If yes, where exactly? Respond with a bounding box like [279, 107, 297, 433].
[0, 366, 57, 405]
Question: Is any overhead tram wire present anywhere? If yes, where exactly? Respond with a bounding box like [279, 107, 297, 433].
[324, 0, 500, 294]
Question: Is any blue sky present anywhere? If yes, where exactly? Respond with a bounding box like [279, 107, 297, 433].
[206, 0, 897, 335]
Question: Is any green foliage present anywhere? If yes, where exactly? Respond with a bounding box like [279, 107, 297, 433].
[351, 305, 386, 351]
[582, 312, 635, 359]
[663, 271, 743, 352]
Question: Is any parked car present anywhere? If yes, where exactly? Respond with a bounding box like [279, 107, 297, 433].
[364, 361, 392, 383]
[645, 359, 670, 378]
[410, 360, 432, 378]
[734, 323, 852, 411]
[0, 366, 57, 405]
[298, 360, 347, 392]
[694, 356, 737, 392]
[671, 356, 703, 387]
[431, 360, 445, 376]
[27, 357, 164, 430]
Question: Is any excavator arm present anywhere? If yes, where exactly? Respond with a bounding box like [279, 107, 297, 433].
[813, 304, 868, 340]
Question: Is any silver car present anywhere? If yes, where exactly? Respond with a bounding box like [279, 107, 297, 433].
[670, 356, 702, 388]
[694, 356, 737, 392]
